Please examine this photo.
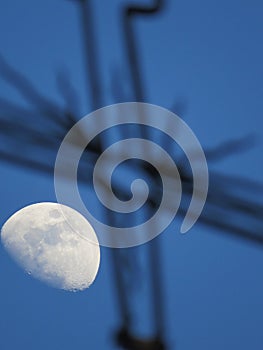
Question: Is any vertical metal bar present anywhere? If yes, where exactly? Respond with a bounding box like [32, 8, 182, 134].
[122, 1, 166, 345]
[77, 0, 103, 111]
[75, 0, 133, 334]
[111, 247, 132, 330]
[75, 0, 167, 346]
[122, 0, 164, 102]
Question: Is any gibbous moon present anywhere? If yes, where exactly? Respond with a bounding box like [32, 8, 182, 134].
[1, 202, 100, 291]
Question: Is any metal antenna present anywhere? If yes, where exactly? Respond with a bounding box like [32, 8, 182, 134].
[117, 1, 167, 348]
[0, 1, 263, 350]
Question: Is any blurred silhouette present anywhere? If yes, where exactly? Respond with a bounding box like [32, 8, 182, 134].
[0, 1, 263, 349]
[116, 327, 165, 350]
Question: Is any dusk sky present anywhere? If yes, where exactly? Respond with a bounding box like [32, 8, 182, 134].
[0, 1, 263, 349]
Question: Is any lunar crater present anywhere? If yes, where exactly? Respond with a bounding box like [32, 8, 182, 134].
[1, 202, 100, 291]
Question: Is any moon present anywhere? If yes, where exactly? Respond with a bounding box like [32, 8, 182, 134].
[1, 202, 100, 291]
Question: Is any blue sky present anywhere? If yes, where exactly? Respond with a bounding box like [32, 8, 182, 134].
[0, 0, 263, 349]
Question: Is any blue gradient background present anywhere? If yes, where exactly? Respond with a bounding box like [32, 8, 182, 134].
[0, 1, 263, 349]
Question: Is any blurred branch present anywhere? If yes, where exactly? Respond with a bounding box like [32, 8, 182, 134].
[205, 134, 258, 162]
[0, 55, 64, 122]
[0, 90, 262, 245]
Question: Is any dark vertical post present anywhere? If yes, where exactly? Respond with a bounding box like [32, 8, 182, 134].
[77, 0, 103, 111]
[122, 1, 167, 346]
[74, 0, 132, 333]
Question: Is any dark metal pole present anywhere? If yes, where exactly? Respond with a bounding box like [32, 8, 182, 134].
[122, 0, 164, 102]
[122, 1, 167, 347]
[77, 0, 103, 111]
[74, 0, 133, 334]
